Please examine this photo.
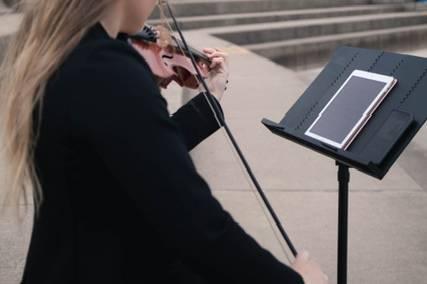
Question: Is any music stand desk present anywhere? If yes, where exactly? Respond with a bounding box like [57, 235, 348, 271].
[262, 46, 427, 284]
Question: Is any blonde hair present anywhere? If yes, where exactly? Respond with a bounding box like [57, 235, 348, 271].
[0, 0, 114, 217]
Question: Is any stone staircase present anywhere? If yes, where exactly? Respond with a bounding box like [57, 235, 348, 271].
[150, 0, 427, 70]
[0, 2, 12, 63]
[2, 0, 427, 70]
[213, 10, 427, 69]
[151, 0, 380, 18]
[0, 1, 8, 15]
[149, 5, 404, 30]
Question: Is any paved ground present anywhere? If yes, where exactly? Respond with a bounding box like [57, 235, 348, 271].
[1, 30, 427, 284]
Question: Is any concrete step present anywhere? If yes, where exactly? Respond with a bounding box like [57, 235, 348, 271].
[150, 0, 372, 19]
[213, 11, 427, 45]
[245, 24, 427, 70]
[148, 4, 405, 30]
[0, 2, 10, 15]
[0, 13, 21, 63]
[414, 3, 427, 11]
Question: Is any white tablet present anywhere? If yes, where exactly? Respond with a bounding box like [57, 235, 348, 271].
[305, 70, 397, 150]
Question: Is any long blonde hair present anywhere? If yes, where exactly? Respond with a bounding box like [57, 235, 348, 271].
[0, 0, 114, 217]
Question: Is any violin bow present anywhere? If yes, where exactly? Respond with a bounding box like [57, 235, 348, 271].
[159, 0, 298, 258]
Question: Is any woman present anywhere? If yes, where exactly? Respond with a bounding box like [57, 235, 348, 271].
[0, 0, 328, 283]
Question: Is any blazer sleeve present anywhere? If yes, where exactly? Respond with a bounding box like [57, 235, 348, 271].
[171, 93, 224, 151]
[69, 42, 304, 284]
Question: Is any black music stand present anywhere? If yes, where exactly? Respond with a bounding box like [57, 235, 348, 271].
[262, 46, 427, 284]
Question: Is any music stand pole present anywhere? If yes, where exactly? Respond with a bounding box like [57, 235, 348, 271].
[337, 162, 350, 284]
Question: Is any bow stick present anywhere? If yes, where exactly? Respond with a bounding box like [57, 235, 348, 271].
[159, 0, 298, 258]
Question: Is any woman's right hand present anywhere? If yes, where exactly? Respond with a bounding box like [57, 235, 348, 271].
[291, 251, 329, 284]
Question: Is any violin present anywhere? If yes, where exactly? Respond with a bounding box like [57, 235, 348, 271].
[129, 25, 212, 90]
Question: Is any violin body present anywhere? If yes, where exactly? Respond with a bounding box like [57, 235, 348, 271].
[129, 25, 211, 89]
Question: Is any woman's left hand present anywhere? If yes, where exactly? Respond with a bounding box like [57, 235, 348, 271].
[201, 47, 229, 102]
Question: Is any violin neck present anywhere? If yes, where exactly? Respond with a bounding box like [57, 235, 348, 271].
[174, 37, 211, 65]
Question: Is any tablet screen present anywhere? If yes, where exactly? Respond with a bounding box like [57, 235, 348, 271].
[306, 74, 390, 148]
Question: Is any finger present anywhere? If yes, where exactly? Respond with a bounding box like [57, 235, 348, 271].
[210, 57, 225, 69]
[203, 47, 217, 54]
[207, 51, 228, 59]
[209, 53, 229, 68]
[204, 48, 227, 56]
[210, 57, 225, 66]
[211, 57, 225, 63]
[204, 47, 224, 52]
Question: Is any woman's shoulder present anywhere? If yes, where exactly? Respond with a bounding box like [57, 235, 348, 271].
[45, 34, 167, 132]
[45, 33, 162, 118]
[67, 36, 151, 77]
[49, 34, 158, 99]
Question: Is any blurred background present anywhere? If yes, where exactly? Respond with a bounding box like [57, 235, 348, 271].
[1, 1, 427, 283]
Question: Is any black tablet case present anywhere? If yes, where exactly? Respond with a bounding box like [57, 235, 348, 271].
[262, 46, 427, 179]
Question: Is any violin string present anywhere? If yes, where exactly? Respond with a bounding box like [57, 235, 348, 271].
[161, 0, 298, 259]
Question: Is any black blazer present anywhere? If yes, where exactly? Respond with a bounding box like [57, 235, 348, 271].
[21, 23, 304, 284]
